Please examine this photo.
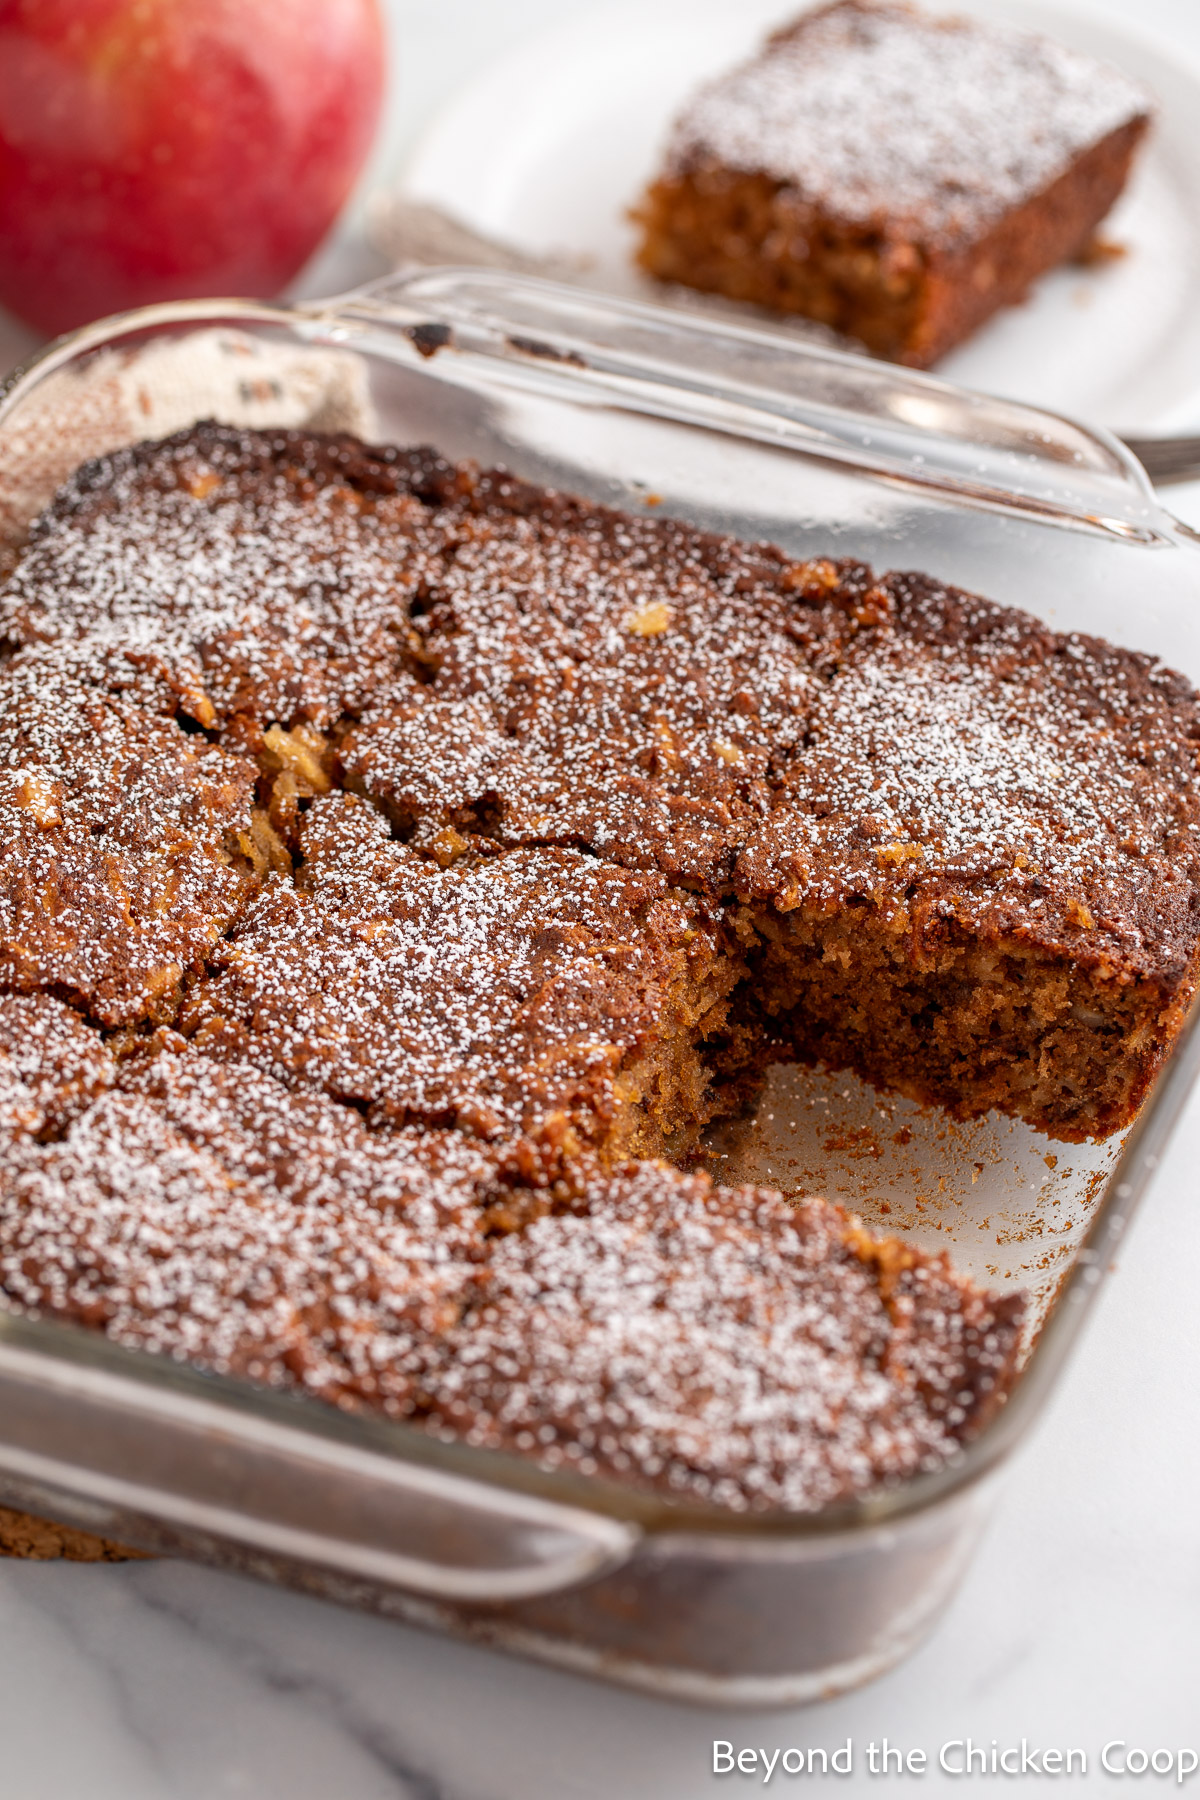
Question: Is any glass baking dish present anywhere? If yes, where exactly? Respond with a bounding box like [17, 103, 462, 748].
[1, 269, 1198, 1707]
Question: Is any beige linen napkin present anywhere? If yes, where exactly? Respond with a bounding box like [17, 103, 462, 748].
[0, 324, 375, 553]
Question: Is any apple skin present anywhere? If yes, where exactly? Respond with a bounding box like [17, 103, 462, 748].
[0, 0, 386, 336]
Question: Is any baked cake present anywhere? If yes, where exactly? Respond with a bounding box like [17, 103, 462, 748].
[4, 418, 1198, 1511]
[634, 0, 1151, 365]
[1, 1024, 1021, 1509]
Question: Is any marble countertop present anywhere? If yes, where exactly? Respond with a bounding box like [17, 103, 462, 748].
[1, 3, 1199, 1792]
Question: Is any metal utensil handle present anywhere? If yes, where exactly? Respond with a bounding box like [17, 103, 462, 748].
[1122, 435, 1200, 485]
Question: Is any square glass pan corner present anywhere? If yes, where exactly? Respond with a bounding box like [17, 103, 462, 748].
[0, 269, 1198, 1691]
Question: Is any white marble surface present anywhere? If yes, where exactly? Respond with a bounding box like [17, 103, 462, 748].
[1, 2, 1200, 1793]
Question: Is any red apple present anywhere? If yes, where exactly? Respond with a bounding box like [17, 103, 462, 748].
[0, 0, 385, 336]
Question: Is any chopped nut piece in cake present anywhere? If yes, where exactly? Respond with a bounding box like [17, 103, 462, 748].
[634, 1, 1151, 365]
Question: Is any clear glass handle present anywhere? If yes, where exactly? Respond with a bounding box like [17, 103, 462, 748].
[0, 1321, 638, 1601]
[309, 268, 1196, 548]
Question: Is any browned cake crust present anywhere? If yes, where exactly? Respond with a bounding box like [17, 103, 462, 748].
[634, 1, 1151, 366]
[7, 417, 1198, 1511]
[0, 1505, 145, 1562]
[336, 446, 1200, 1142]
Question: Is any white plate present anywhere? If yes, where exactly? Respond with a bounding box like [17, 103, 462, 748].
[396, 0, 1200, 431]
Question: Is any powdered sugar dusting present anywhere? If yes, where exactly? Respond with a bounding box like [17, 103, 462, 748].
[0, 994, 115, 1141]
[666, 1, 1149, 243]
[0, 426, 441, 731]
[1, 1070, 479, 1408]
[422, 1166, 1021, 1511]
[349, 489, 1200, 977]
[755, 574, 1200, 963]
